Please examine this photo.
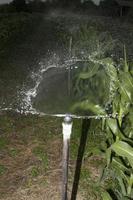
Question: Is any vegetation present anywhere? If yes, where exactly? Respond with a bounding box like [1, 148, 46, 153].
[0, 0, 131, 18]
[32, 146, 49, 171]
[0, 113, 106, 199]
[0, 13, 41, 54]
[71, 26, 133, 199]
[0, 165, 7, 176]
[0, 3, 16, 13]
[100, 58, 133, 200]
[0, 1, 133, 199]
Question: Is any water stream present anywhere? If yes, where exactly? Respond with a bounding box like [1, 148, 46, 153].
[0, 11, 128, 119]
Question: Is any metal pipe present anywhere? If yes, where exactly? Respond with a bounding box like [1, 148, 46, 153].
[68, 37, 72, 96]
[62, 115, 73, 200]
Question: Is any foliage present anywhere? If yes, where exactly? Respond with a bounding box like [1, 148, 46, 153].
[74, 59, 133, 199]
[70, 26, 116, 111]
[100, 58, 133, 200]
[72, 25, 133, 199]
[0, 4, 16, 13]
[0, 13, 41, 53]
[71, 25, 114, 60]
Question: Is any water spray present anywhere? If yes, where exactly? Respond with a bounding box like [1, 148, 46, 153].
[62, 115, 73, 200]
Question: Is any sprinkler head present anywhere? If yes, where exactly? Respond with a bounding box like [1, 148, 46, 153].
[63, 114, 73, 140]
[64, 114, 72, 124]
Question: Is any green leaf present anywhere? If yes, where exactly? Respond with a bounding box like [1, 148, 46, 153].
[117, 176, 127, 196]
[113, 166, 129, 184]
[107, 119, 118, 134]
[129, 129, 133, 139]
[106, 148, 111, 166]
[127, 173, 133, 196]
[100, 58, 114, 66]
[118, 102, 130, 126]
[112, 158, 130, 173]
[119, 72, 133, 103]
[101, 191, 112, 200]
[107, 119, 124, 139]
[111, 141, 133, 167]
[102, 118, 106, 131]
[79, 63, 100, 79]
[124, 45, 129, 72]
[72, 100, 106, 115]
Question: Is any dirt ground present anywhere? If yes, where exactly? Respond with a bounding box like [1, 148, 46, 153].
[0, 114, 103, 200]
[0, 132, 85, 200]
[0, 138, 62, 200]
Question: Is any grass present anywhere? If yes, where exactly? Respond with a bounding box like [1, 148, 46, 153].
[80, 168, 102, 200]
[0, 113, 111, 199]
[0, 137, 9, 150]
[9, 148, 19, 157]
[70, 119, 106, 160]
[0, 165, 7, 176]
[32, 146, 49, 171]
[30, 166, 40, 178]
[69, 119, 107, 200]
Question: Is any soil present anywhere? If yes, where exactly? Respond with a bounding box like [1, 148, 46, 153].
[0, 138, 62, 200]
[0, 114, 103, 200]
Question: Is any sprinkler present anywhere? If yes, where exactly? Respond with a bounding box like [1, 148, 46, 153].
[62, 115, 73, 200]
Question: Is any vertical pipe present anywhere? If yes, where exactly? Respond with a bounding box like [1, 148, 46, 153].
[62, 137, 69, 200]
[62, 115, 73, 200]
[68, 37, 72, 96]
[71, 119, 91, 200]
[120, 6, 123, 17]
[68, 66, 71, 96]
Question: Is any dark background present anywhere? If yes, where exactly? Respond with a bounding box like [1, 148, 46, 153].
[0, 0, 132, 19]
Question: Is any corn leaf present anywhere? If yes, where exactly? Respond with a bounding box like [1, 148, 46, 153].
[111, 141, 133, 167]
[112, 158, 130, 173]
[107, 119, 125, 139]
[117, 176, 127, 196]
[119, 72, 133, 103]
[72, 100, 106, 115]
[124, 45, 129, 72]
[101, 191, 112, 200]
[106, 148, 111, 166]
[127, 173, 133, 196]
[79, 63, 100, 79]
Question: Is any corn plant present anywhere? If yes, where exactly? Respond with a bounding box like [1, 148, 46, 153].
[72, 48, 133, 199]
[71, 25, 115, 60]
[101, 56, 133, 200]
